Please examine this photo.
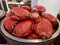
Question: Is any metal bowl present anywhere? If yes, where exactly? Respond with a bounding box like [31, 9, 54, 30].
[0, 18, 60, 45]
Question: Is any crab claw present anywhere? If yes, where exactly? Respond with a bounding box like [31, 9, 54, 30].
[23, 30, 32, 37]
[11, 15, 20, 20]
[28, 33, 40, 39]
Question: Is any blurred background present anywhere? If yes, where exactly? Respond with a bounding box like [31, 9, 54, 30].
[0, 0, 31, 11]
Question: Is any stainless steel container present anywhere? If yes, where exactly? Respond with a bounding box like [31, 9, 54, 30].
[0, 18, 60, 45]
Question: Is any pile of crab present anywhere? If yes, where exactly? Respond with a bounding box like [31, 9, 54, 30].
[4, 5, 58, 39]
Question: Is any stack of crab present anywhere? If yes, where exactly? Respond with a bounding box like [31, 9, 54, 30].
[4, 5, 58, 39]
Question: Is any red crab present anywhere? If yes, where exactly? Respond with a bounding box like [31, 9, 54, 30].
[42, 13, 58, 27]
[12, 20, 33, 37]
[12, 7, 30, 20]
[34, 18, 54, 39]
[4, 18, 16, 33]
[33, 5, 46, 12]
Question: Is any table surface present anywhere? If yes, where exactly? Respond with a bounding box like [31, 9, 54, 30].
[0, 18, 60, 45]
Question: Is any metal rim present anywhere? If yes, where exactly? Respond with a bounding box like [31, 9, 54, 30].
[1, 19, 60, 43]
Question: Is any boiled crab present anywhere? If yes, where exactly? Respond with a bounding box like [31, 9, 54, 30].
[4, 5, 58, 39]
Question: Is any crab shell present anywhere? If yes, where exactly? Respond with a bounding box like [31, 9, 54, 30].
[34, 18, 54, 39]
[12, 20, 33, 37]
[42, 13, 58, 28]
[4, 18, 16, 33]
